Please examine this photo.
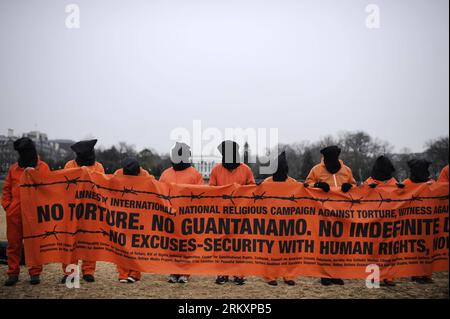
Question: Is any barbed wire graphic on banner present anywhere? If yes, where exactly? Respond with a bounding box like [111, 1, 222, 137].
[20, 176, 449, 241]
[20, 175, 449, 205]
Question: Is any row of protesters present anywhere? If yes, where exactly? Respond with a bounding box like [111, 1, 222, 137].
[2, 137, 448, 287]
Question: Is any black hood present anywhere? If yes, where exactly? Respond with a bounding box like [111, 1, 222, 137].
[71, 139, 97, 167]
[320, 145, 341, 174]
[14, 137, 38, 168]
[371, 155, 395, 181]
[218, 140, 241, 171]
[408, 159, 431, 183]
[272, 151, 289, 182]
[171, 142, 192, 171]
[122, 157, 140, 176]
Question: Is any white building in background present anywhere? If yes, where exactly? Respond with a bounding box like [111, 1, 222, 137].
[23, 131, 70, 160]
[0, 129, 72, 175]
[0, 129, 19, 174]
[192, 156, 220, 180]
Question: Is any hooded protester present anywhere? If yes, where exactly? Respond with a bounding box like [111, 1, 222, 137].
[363, 155, 399, 286]
[170, 142, 192, 172]
[402, 159, 435, 284]
[115, 157, 150, 177]
[114, 157, 151, 283]
[15, 138, 38, 168]
[160, 143, 204, 186]
[220, 140, 241, 171]
[210, 141, 255, 286]
[61, 139, 105, 284]
[160, 143, 204, 283]
[1, 138, 50, 286]
[266, 151, 293, 183]
[438, 165, 449, 182]
[65, 139, 104, 173]
[209, 141, 255, 187]
[321, 145, 342, 174]
[403, 159, 433, 185]
[306, 146, 356, 193]
[262, 151, 297, 286]
[305, 145, 356, 286]
[365, 156, 400, 189]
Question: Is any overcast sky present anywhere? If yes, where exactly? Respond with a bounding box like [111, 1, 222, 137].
[0, 0, 448, 155]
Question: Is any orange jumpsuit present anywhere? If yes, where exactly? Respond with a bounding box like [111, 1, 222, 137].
[209, 163, 255, 186]
[262, 176, 297, 283]
[62, 160, 105, 276]
[306, 159, 355, 282]
[438, 165, 449, 182]
[159, 166, 204, 185]
[114, 167, 151, 281]
[160, 165, 204, 278]
[210, 163, 255, 279]
[402, 177, 435, 280]
[306, 159, 356, 188]
[1, 160, 50, 277]
[364, 177, 399, 282]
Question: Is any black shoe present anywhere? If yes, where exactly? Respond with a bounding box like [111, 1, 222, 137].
[415, 278, 427, 284]
[168, 275, 179, 283]
[233, 277, 246, 285]
[4, 276, 19, 286]
[215, 276, 228, 285]
[331, 278, 344, 285]
[413, 276, 433, 284]
[177, 276, 188, 284]
[284, 280, 296, 286]
[267, 280, 278, 286]
[321, 278, 333, 286]
[30, 276, 41, 285]
[83, 274, 95, 282]
[61, 275, 68, 284]
[411, 276, 421, 283]
[382, 279, 396, 287]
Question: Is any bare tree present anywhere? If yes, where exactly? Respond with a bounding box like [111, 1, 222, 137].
[117, 141, 137, 156]
[299, 149, 314, 181]
[425, 136, 449, 178]
[335, 131, 393, 183]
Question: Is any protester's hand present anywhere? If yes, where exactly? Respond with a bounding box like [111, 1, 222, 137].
[396, 183, 405, 189]
[25, 167, 35, 172]
[314, 182, 330, 192]
[341, 183, 353, 193]
[368, 183, 378, 189]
